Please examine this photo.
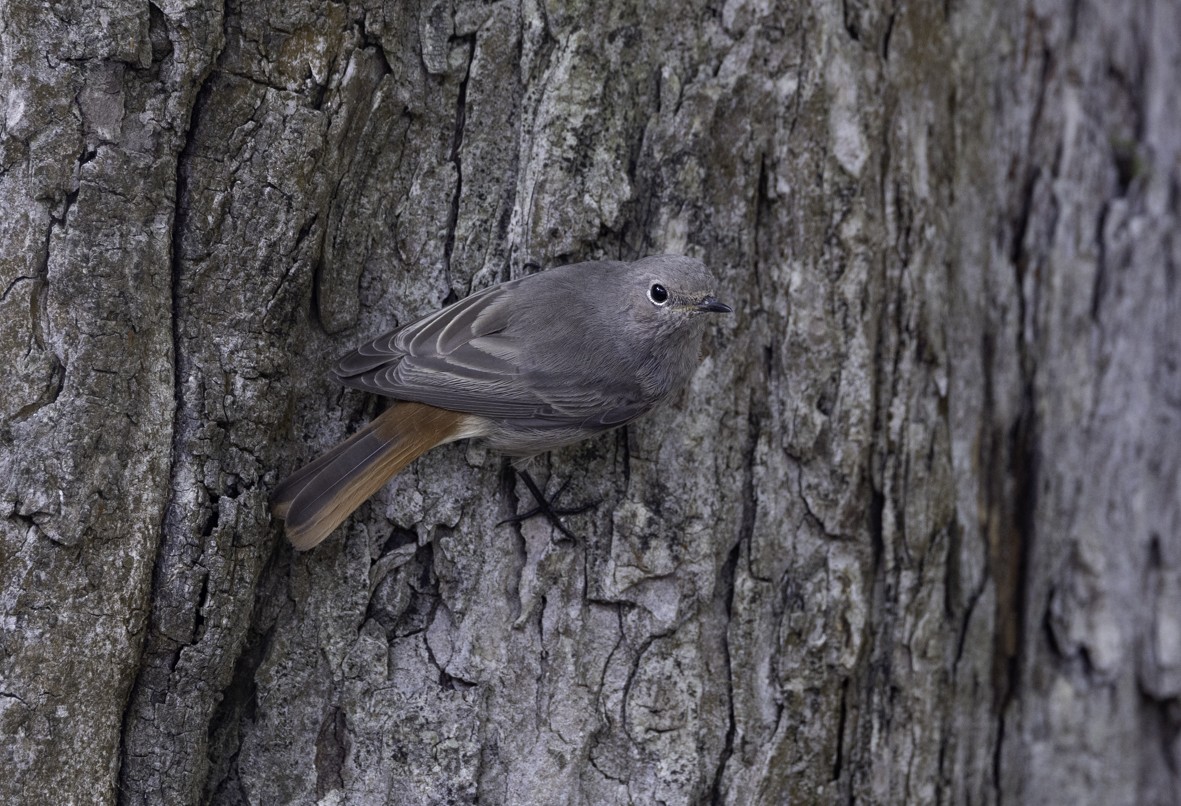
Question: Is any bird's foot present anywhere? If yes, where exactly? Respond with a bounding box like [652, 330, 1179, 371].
[499, 470, 597, 542]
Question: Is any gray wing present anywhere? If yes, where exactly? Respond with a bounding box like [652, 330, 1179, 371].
[334, 279, 648, 428]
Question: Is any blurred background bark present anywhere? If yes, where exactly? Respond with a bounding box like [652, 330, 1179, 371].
[2, 0, 1178, 803]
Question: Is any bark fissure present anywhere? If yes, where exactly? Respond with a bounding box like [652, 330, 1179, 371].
[443, 35, 476, 284]
[706, 540, 741, 804]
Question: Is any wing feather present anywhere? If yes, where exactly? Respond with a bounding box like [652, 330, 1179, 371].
[332, 269, 651, 427]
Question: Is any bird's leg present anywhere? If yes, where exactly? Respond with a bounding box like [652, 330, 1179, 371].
[499, 468, 597, 542]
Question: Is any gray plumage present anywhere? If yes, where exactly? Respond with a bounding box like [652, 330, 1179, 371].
[273, 254, 729, 549]
[334, 254, 730, 455]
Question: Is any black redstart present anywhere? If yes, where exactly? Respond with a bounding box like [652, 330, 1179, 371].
[272, 254, 731, 549]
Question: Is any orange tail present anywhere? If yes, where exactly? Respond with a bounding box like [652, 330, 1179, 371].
[272, 402, 475, 550]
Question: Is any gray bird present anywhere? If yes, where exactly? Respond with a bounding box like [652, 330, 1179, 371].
[272, 254, 731, 549]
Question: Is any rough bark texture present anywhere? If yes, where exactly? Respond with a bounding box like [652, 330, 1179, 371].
[1, 0, 1178, 804]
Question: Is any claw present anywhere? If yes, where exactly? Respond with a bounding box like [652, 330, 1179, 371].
[499, 470, 598, 542]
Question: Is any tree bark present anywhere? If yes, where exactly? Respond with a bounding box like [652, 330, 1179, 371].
[1, 0, 1178, 804]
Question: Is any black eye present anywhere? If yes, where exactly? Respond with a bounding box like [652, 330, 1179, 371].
[648, 283, 669, 305]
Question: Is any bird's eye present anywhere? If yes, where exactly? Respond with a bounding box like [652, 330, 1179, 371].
[648, 283, 669, 305]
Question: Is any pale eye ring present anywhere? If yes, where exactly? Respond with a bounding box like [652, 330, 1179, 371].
[648, 283, 669, 305]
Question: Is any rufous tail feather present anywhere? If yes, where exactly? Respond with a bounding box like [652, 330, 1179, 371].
[272, 402, 471, 550]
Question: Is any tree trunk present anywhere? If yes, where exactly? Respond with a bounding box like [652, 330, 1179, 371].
[2, 0, 1178, 803]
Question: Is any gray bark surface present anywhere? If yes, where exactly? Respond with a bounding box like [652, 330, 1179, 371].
[1, 0, 1177, 804]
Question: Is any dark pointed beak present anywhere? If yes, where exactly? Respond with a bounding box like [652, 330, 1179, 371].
[696, 296, 732, 314]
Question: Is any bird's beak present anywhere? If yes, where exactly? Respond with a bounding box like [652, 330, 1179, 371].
[695, 296, 732, 314]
